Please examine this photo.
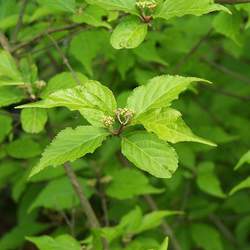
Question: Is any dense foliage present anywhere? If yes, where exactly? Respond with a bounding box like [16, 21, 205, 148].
[0, 0, 250, 250]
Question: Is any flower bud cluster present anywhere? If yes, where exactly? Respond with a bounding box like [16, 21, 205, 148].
[136, 0, 157, 10]
[115, 108, 134, 125]
[102, 116, 115, 128]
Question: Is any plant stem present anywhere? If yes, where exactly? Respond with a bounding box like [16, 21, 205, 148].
[12, 23, 85, 53]
[64, 163, 100, 228]
[12, 0, 29, 42]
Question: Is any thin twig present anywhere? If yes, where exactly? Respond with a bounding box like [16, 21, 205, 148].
[12, 0, 29, 42]
[209, 213, 238, 246]
[201, 57, 250, 86]
[12, 23, 85, 53]
[64, 163, 100, 228]
[144, 195, 182, 250]
[46, 32, 82, 85]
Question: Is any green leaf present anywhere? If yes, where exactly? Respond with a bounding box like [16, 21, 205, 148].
[111, 16, 148, 49]
[127, 75, 209, 120]
[0, 86, 25, 107]
[72, 5, 111, 29]
[37, 0, 76, 13]
[159, 237, 169, 250]
[196, 162, 226, 198]
[6, 138, 42, 159]
[235, 150, 250, 170]
[191, 223, 223, 250]
[133, 40, 168, 66]
[21, 108, 48, 134]
[121, 131, 178, 178]
[153, 0, 230, 21]
[17, 80, 117, 125]
[213, 10, 242, 45]
[85, 0, 138, 15]
[70, 31, 109, 76]
[30, 126, 109, 177]
[140, 108, 216, 146]
[229, 177, 250, 195]
[29, 177, 93, 211]
[27, 234, 81, 250]
[0, 51, 22, 81]
[134, 210, 182, 234]
[0, 113, 12, 143]
[106, 168, 163, 199]
[0, 222, 47, 250]
[41, 72, 88, 98]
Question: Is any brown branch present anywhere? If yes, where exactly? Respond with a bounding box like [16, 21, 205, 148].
[11, 23, 85, 53]
[215, 0, 250, 4]
[46, 32, 82, 85]
[64, 163, 100, 228]
[144, 195, 182, 250]
[12, 0, 29, 42]
[209, 213, 238, 246]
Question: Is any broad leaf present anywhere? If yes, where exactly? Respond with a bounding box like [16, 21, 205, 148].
[127, 75, 209, 120]
[196, 162, 226, 198]
[18, 81, 116, 113]
[6, 138, 42, 159]
[230, 177, 250, 195]
[106, 168, 163, 199]
[110, 16, 148, 49]
[0, 51, 22, 81]
[29, 126, 109, 177]
[41, 72, 88, 98]
[27, 234, 81, 250]
[72, 5, 111, 29]
[191, 223, 223, 250]
[213, 10, 242, 45]
[37, 0, 76, 13]
[86, 0, 138, 15]
[0, 86, 25, 107]
[153, 0, 229, 20]
[29, 177, 93, 211]
[134, 210, 182, 234]
[121, 131, 178, 178]
[141, 108, 216, 146]
[235, 150, 250, 170]
[21, 108, 48, 134]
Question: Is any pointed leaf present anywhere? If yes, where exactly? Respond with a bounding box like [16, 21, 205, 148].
[141, 108, 216, 146]
[121, 131, 178, 178]
[27, 235, 81, 250]
[127, 75, 209, 120]
[229, 177, 250, 195]
[18, 80, 116, 114]
[159, 237, 169, 250]
[29, 177, 93, 211]
[196, 162, 226, 198]
[111, 16, 148, 49]
[21, 108, 48, 134]
[85, 0, 138, 15]
[153, 0, 230, 21]
[235, 150, 250, 170]
[30, 126, 109, 177]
